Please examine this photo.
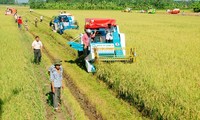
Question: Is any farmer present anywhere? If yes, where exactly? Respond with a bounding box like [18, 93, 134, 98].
[49, 59, 64, 111]
[82, 29, 96, 56]
[59, 18, 64, 34]
[40, 16, 43, 22]
[106, 24, 113, 43]
[24, 19, 28, 31]
[54, 17, 59, 31]
[48, 59, 63, 90]
[93, 30, 103, 43]
[30, 9, 33, 13]
[32, 36, 43, 64]
[17, 16, 23, 30]
[49, 20, 54, 31]
[14, 13, 18, 23]
[34, 17, 38, 27]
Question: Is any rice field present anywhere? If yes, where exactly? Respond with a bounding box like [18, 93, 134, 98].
[0, 8, 45, 119]
[1, 5, 200, 120]
[35, 9, 200, 119]
[0, 6, 145, 120]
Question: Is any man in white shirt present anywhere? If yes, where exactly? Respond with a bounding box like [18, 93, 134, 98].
[40, 16, 43, 22]
[106, 24, 113, 43]
[32, 36, 43, 64]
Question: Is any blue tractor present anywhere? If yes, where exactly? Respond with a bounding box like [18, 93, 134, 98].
[68, 18, 136, 72]
[53, 13, 79, 34]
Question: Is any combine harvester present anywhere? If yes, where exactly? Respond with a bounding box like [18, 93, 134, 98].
[167, 8, 180, 14]
[53, 12, 79, 34]
[68, 18, 136, 72]
[122, 8, 132, 13]
[5, 8, 17, 15]
[148, 8, 156, 14]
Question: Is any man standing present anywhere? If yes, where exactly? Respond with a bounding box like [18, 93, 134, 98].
[32, 36, 43, 64]
[106, 24, 113, 43]
[59, 18, 64, 34]
[40, 16, 43, 22]
[54, 17, 59, 31]
[82, 29, 96, 56]
[17, 16, 23, 30]
[35, 17, 38, 27]
[50, 59, 64, 111]
[14, 13, 18, 23]
[24, 19, 28, 31]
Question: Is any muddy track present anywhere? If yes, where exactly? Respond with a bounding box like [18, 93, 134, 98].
[43, 43, 103, 120]
[28, 30, 103, 120]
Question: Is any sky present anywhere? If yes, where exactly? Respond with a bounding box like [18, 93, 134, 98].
[17, 0, 28, 3]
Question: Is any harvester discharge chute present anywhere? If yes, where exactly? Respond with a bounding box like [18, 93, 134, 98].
[53, 13, 79, 34]
[68, 18, 136, 73]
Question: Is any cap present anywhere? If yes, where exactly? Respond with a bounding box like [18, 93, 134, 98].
[86, 29, 91, 33]
[54, 59, 62, 65]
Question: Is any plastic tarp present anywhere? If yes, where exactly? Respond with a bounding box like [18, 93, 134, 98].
[85, 18, 116, 29]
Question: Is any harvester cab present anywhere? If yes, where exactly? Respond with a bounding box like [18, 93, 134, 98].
[68, 18, 136, 73]
[54, 13, 79, 34]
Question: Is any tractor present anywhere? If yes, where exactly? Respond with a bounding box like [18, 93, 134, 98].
[68, 18, 136, 72]
[53, 12, 79, 34]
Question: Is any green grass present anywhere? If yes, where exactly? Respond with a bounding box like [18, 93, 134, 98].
[35, 9, 200, 119]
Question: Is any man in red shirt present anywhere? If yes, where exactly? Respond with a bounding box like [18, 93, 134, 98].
[17, 16, 23, 30]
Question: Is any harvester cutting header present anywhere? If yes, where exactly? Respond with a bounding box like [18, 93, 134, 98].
[68, 18, 136, 73]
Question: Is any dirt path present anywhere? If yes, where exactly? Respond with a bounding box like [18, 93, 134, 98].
[28, 29, 103, 120]
[26, 12, 103, 119]
[18, 28, 71, 119]
[43, 45, 103, 120]
[35, 64, 70, 120]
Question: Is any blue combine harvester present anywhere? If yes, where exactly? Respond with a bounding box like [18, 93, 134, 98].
[53, 13, 78, 34]
[68, 18, 136, 72]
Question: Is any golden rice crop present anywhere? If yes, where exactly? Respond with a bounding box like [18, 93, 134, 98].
[34, 9, 200, 119]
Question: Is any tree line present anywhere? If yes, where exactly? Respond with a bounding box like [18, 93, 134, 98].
[29, 0, 200, 10]
[0, 0, 15, 4]
[1, 0, 199, 10]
